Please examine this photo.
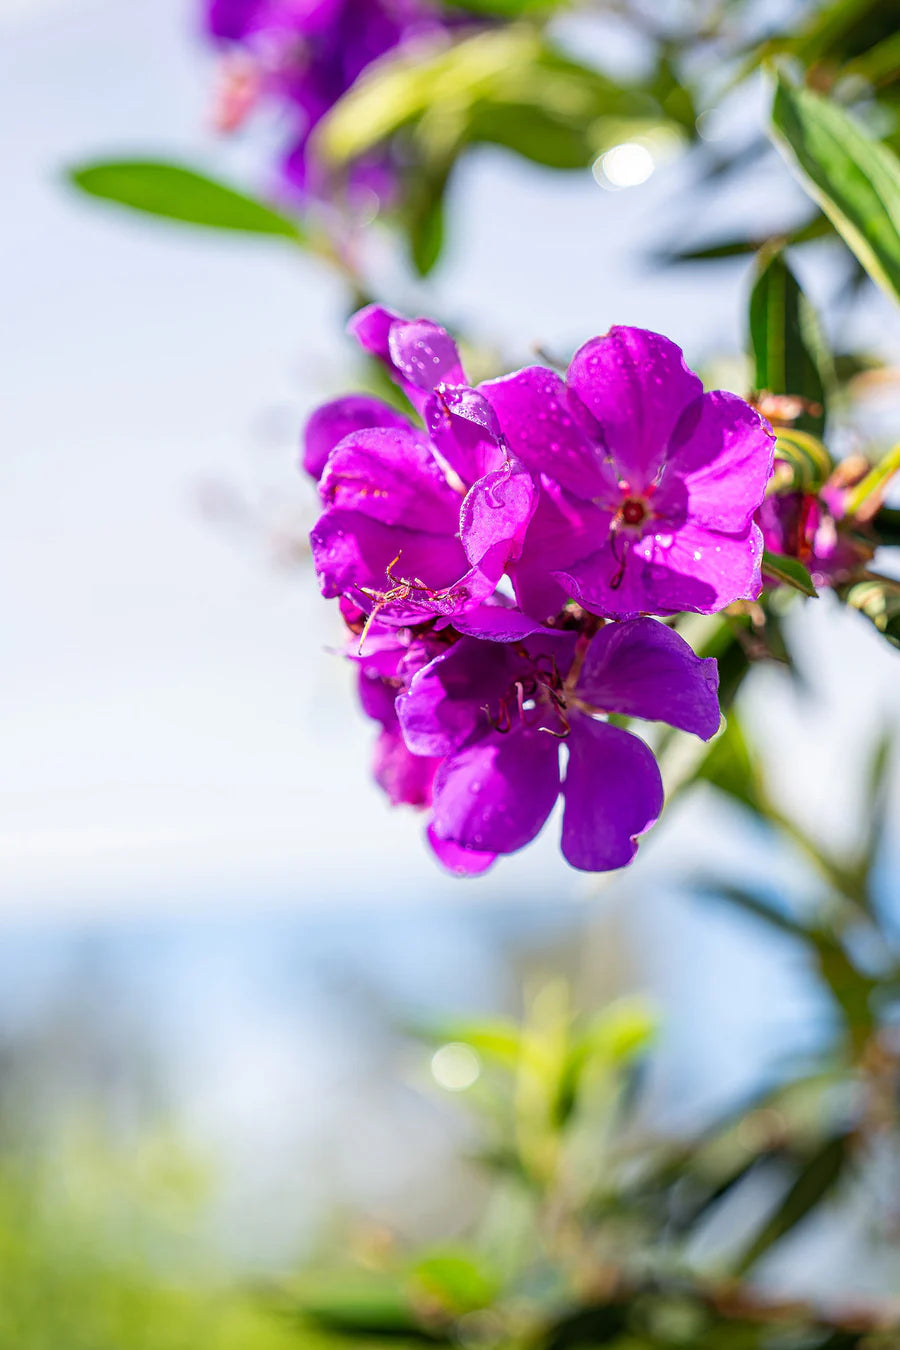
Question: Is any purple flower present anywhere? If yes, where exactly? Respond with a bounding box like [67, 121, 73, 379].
[203, 0, 450, 202]
[397, 617, 720, 873]
[306, 307, 536, 633]
[758, 457, 875, 590]
[347, 607, 444, 807]
[480, 327, 775, 621]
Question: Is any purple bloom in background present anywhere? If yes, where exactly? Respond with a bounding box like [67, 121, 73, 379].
[757, 455, 875, 590]
[397, 618, 720, 873]
[481, 327, 775, 621]
[306, 306, 536, 633]
[203, 0, 450, 201]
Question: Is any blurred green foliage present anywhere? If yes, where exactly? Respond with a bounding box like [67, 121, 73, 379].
[0, 1124, 298, 1350]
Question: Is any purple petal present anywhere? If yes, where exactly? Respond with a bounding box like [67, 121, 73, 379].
[347, 304, 403, 364]
[373, 727, 439, 807]
[430, 724, 561, 856]
[554, 520, 760, 619]
[480, 367, 616, 501]
[310, 509, 469, 613]
[427, 386, 507, 485]
[302, 394, 411, 481]
[318, 425, 460, 531]
[427, 824, 496, 877]
[347, 307, 465, 417]
[567, 328, 702, 493]
[511, 479, 612, 623]
[449, 603, 540, 642]
[460, 462, 536, 582]
[388, 320, 465, 393]
[561, 717, 663, 871]
[398, 638, 520, 757]
[654, 391, 775, 532]
[576, 618, 720, 739]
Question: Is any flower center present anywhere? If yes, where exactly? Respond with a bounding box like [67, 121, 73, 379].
[621, 497, 646, 527]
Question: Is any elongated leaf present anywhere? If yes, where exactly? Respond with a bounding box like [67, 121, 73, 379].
[735, 1135, 849, 1275]
[749, 248, 829, 435]
[67, 160, 304, 241]
[762, 549, 819, 597]
[771, 77, 900, 304]
[656, 211, 832, 265]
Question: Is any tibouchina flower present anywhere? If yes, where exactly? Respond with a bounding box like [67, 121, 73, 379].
[480, 327, 775, 621]
[307, 307, 537, 634]
[204, 0, 449, 201]
[397, 617, 720, 873]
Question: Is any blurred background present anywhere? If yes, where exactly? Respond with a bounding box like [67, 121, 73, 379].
[3, 0, 900, 1343]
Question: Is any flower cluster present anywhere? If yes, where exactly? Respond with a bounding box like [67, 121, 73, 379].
[302, 307, 775, 875]
[203, 0, 453, 204]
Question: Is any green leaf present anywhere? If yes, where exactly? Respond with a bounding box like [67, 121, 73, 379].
[735, 1134, 849, 1275]
[770, 77, 900, 304]
[842, 577, 900, 649]
[315, 28, 671, 170]
[692, 714, 766, 815]
[843, 440, 900, 518]
[749, 247, 830, 435]
[656, 211, 832, 265]
[772, 427, 834, 491]
[410, 1249, 498, 1315]
[762, 549, 819, 597]
[289, 1271, 427, 1338]
[67, 160, 304, 241]
[416, 1018, 522, 1069]
[405, 166, 451, 277]
[873, 504, 900, 545]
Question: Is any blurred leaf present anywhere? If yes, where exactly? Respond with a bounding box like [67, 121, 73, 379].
[772, 427, 834, 491]
[770, 77, 900, 304]
[656, 211, 832, 265]
[845, 30, 900, 88]
[315, 28, 676, 173]
[762, 549, 819, 597]
[872, 504, 900, 546]
[405, 165, 451, 277]
[692, 713, 766, 814]
[410, 1249, 499, 1315]
[843, 440, 900, 518]
[842, 577, 900, 648]
[695, 880, 813, 940]
[417, 1018, 522, 1068]
[290, 1271, 433, 1339]
[734, 1135, 850, 1275]
[555, 999, 656, 1127]
[749, 247, 830, 435]
[67, 160, 305, 240]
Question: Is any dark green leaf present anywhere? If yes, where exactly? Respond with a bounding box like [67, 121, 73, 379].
[749, 247, 830, 435]
[692, 714, 766, 814]
[873, 504, 900, 546]
[762, 550, 819, 597]
[656, 210, 833, 265]
[289, 1271, 432, 1338]
[771, 77, 900, 304]
[67, 160, 304, 241]
[735, 1135, 849, 1275]
[406, 168, 450, 277]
